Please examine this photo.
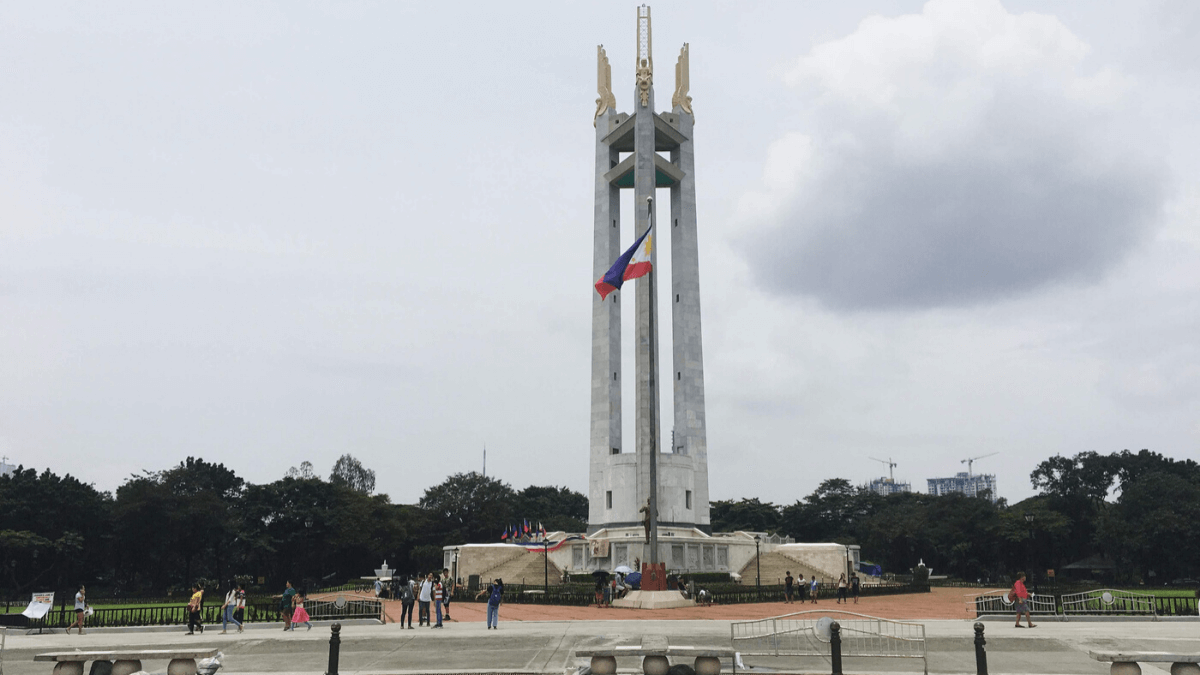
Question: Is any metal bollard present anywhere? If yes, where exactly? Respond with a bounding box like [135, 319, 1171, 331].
[974, 622, 988, 675]
[830, 621, 843, 675]
[326, 623, 342, 675]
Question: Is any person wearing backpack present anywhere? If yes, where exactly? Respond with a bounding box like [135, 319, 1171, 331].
[476, 577, 503, 629]
[399, 576, 415, 629]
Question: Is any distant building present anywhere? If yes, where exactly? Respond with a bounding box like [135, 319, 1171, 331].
[0, 459, 15, 478]
[867, 477, 911, 496]
[927, 472, 998, 501]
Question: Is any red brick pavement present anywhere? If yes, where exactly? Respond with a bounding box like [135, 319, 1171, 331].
[316, 587, 997, 623]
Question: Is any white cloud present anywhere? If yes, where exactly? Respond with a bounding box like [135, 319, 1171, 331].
[735, 0, 1166, 310]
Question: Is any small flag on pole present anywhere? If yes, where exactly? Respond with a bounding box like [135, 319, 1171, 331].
[595, 224, 653, 300]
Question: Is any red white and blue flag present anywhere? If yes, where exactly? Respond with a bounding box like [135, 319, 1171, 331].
[594, 224, 653, 300]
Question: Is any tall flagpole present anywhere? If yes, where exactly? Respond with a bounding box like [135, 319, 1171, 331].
[647, 195, 659, 566]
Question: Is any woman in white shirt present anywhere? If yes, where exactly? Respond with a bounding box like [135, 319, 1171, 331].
[221, 581, 243, 634]
[67, 586, 88, 635]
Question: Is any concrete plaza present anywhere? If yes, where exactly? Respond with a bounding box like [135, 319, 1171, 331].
[3, 610, 1198, 675]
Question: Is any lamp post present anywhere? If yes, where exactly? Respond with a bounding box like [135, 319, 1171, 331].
[452, 547, 460, 596]
[754, 535, 762, 595]
[543, 538, 549, 595]
[1024, 514, 1035, 585]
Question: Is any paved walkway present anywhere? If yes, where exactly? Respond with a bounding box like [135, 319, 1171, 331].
[335, 587, 992, 623]
[4, 590, 1197, 675]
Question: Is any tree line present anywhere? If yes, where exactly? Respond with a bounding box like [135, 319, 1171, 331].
[3, 448, 1195, 598]
[711, 449, 1200, 584]
[0, 457, 586, 597]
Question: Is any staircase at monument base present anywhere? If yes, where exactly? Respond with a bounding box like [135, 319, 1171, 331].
[738, 551, 830, 586]
[476, 549, 564, 587]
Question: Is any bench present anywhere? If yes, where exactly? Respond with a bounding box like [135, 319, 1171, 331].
[576, 635, 736, 675]
[1089, 650, 1200, 675]
[35, 649, 219, 675]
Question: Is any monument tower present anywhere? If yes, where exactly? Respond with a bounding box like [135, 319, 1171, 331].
[589, 5, 710, 540]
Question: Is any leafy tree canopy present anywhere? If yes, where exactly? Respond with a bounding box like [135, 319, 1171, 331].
[330, 454, 376, 494]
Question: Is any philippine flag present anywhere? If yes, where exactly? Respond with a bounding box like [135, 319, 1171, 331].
[594, 224, 653, 300]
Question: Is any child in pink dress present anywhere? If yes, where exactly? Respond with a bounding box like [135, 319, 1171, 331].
[291, 592, 313, 631]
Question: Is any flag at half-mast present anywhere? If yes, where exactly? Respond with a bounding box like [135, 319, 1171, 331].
[594, 224, 653, 300]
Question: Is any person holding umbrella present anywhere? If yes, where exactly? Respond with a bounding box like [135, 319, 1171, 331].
[592, 570, 610, 607]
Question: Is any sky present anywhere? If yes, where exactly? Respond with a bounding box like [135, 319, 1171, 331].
[2, 0, 1198, 508]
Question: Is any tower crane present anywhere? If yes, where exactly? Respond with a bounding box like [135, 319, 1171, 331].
[961, 452, 998, 478]
[869, 457, 898, 482]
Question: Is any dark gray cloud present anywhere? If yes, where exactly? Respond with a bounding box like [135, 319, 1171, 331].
[738, 0, 1167, 310]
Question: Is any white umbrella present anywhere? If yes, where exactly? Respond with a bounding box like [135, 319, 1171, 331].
[614, 565, 635, 575]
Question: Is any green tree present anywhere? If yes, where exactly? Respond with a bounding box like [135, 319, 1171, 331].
[0, 466, 111, 593]
[330, 454, 376, 494]
[515, 486, 588, 532]
[1099, 471, 1200, 582]
[781, 478, 880, 543]
[419, 472, 515, 545]
[710, 498, 781, 533]
[112, 458, 244, 592]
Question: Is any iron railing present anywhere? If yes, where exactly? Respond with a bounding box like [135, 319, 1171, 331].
[1061, 589, 1155, 616]
[971, 590, 1057, 617]
[731, 609, 927, 674]
[2, 597, 382, 629]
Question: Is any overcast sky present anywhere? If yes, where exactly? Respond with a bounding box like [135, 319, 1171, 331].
[3, 0, 1197, 508]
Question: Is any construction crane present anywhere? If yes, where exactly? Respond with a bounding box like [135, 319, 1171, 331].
[961, 452, 998, 478]
[870, 457, 897, 482]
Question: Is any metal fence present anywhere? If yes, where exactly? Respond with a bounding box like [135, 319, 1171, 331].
[971, 590, 1057, 617]
[1061, 589, 1155, 616]
[731, 609, 927, 674]
[305, 598, 383, 621]
[0, 597, 382, 629]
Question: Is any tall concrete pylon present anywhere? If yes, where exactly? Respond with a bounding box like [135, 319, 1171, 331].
[589, 5, 710, 540]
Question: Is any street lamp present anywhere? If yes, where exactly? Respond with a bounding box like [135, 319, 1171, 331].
[754, 535, 761, 595]
[543, 537, 549, 595]
[452, 547, 460, 596]
[1024, 513, 1035, 584]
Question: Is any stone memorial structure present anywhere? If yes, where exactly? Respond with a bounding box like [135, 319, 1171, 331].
[447, 7, 860, 597]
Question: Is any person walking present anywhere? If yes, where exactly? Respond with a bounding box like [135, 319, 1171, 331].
[399, 576, 415, 629]
[279, 581, 297, 631]
[418, 573, 433, 627]
[220, 582, 242, 634]
[291, 590, 313, 631]
[837, 573, 848, 604]
[1012, 572, 1036, 628]
[441, 568, 455, 621]
[374, 578, 383, 599]
[233, 583, 247, 631]
[809, 576, 819, 604]
[476, 578, 503, 629]
[186, 584, 205, 635]
[797, 575, 808, 603]
[851, 574, 860, 604]
[784, 571, 794, 604]
[66, 585, 88, 635]
[431, 575, 444, 628]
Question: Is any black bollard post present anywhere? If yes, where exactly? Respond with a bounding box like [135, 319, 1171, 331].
[830, 621, 843, 675]
[326, 623, 341, 675]
[974, 622, 988, 675]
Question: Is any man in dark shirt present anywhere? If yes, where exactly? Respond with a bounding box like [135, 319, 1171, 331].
[784, 572, 795, 604]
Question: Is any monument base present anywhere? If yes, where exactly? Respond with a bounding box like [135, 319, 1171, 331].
[611, 590, 694, 610]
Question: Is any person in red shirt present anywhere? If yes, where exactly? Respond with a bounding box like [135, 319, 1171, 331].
[1012, 572, 1036, 628]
